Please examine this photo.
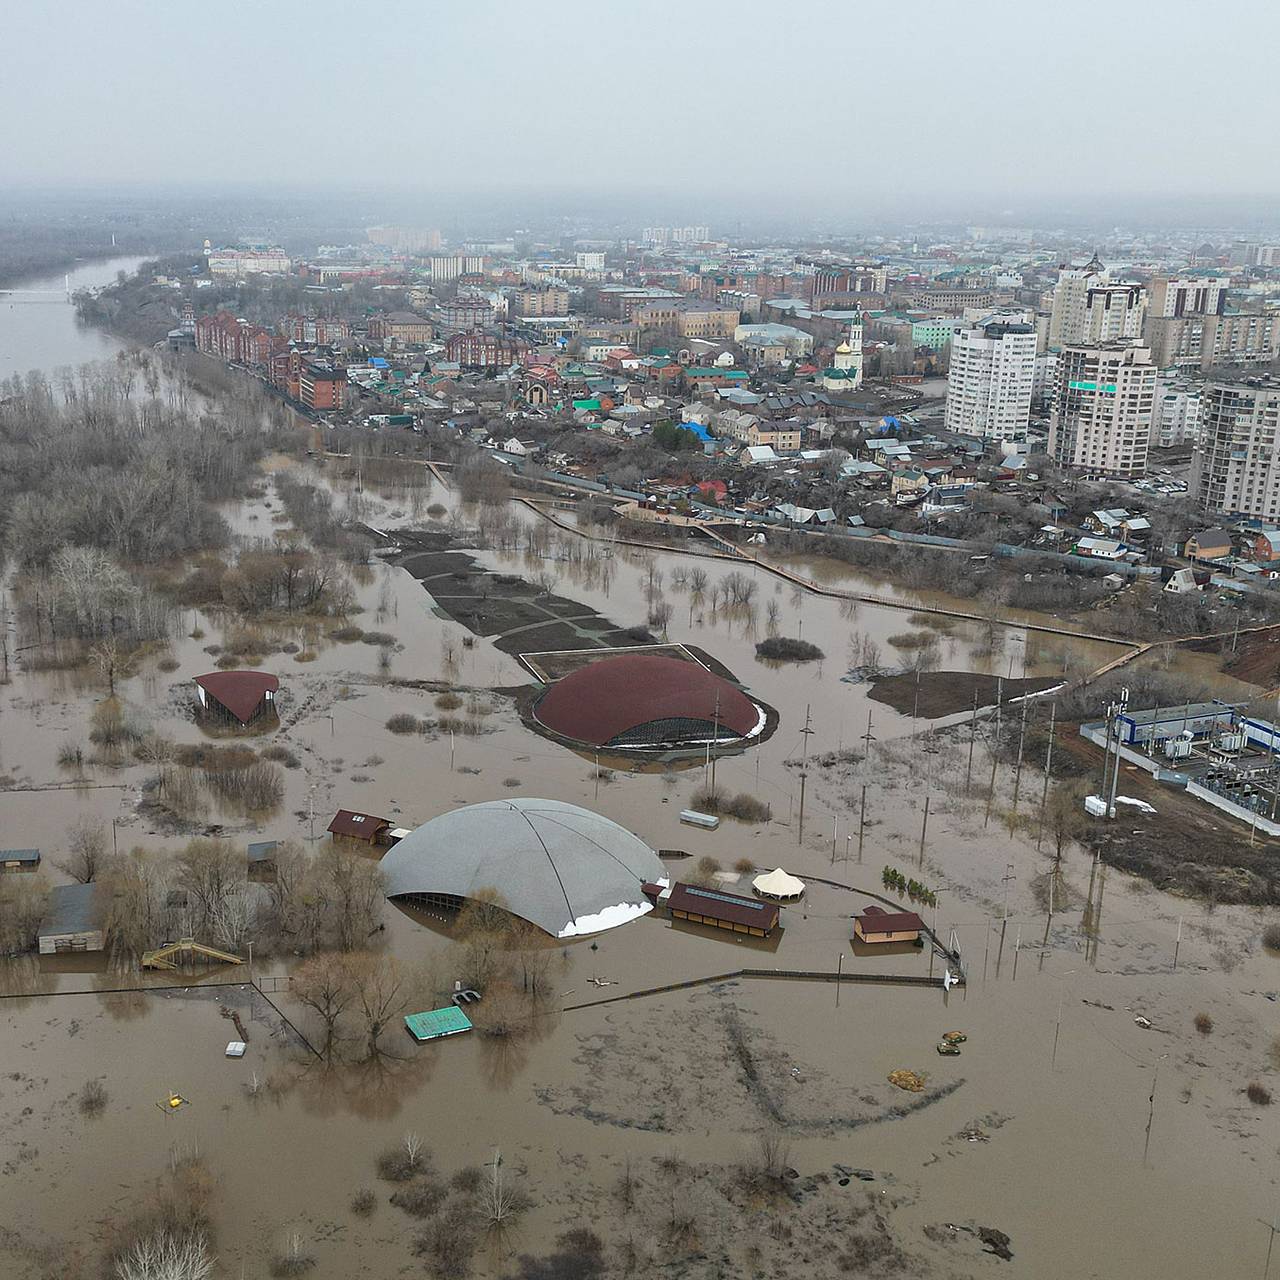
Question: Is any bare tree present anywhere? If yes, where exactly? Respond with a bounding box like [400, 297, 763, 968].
[318, 844, 384, 951]
[0, 872, 49, 955]
[350, 954, 406, 1060]
[291, 953, 358, 1059]
[102, 847, 170, 961]
[175, 838, 244, 936]
[114, 1230, 214, 1280]
[61, 816, 108, 883]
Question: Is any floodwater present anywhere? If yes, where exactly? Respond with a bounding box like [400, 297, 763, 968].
[0, 254, 148, 384]
[3, 453, 1280, 1275]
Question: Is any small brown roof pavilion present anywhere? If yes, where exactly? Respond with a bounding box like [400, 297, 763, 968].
[327, 809, 392, 843]
[854, 905, 925, 937]
[194, 671, 279, 725]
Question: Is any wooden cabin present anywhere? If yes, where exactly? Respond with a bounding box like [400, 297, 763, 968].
[648, 881, 779, 937]
[327, 809, 392, 846]
[853, 905, 924, 945]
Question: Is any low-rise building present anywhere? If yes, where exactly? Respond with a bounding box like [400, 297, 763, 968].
[38, 883, 104, 955]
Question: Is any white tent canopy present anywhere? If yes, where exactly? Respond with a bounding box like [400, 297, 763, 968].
[752, 867, 806, 901]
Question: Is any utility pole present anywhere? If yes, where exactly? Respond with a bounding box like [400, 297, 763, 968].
[918, 794, 930, 867]
[862, 708, 874, 758]
[966, 689, 978, 793]
[858, 784, 867, 863]
[1037, 702, 1057, 851]
[797, 705, 814, 844]
[1011, 694, 1029, 812]
[1106, 687, 1130, 819]
[831, 816, 838, 865]
[710, 692, 721, 794]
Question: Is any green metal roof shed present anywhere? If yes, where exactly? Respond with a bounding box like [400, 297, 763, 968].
[405, 1006, 473, 1042]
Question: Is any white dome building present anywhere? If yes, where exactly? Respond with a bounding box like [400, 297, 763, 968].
[382, 799, 666, 937]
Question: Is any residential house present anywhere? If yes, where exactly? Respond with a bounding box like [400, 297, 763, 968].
[1254, 530, 1280, 562]
[891, 468, 930, 504]
[1074, 536, 1127, 560]
[1185, 528, 1234, 561]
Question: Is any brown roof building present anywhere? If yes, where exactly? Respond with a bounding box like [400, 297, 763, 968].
[646, 881, 779, 937]
[854, 905, 924, 944]
[327, 810, 392, 844]
[193, 671, 280, 726]
[534, 654, 762, 750]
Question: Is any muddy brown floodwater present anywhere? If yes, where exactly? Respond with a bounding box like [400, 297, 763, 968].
[2, 458, 1279, 1279]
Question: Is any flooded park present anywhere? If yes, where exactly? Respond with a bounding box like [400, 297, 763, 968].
[2, 372, 1280, 1278]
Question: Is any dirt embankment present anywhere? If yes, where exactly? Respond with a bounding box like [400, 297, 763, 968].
[1190, 627, 1280, 690]
[868, 671, 1062, 720]
[1057, 730, 1280, 905]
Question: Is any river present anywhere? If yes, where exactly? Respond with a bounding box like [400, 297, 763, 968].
[0, 253, 147, 383]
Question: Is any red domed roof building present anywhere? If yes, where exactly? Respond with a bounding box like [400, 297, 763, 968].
[533, 654, 763, 750]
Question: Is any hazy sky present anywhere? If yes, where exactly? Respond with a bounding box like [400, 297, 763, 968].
[5, 0, 1279, 216]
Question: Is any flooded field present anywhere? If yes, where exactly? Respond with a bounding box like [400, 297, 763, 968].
[3, 457, 1280, 1278]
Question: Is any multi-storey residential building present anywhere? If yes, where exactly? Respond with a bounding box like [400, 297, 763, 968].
[284, 315, 350, 345]
[423, 255, 486, 283]
[1147, 274, 1228, 318]
[1047, 255, 1107, 347]
[437, 296, 494, 331]
[1145, 311, 1279, 371]
[1154, 377, 1202, 448]
[944, 317, 1037, 440]
[1048, 341, 1157, 478]
[901, 287, 996, 314]
[508, 285, 570, 318]
[1191, 377, 1280, 516]
[445, 330, 529, 369]
[195, 311, 275, 366]
[717, 288, 761, 318]
[1083, 282, 1147, 342]
[574, 251, 605, 272]
[299, 361, 346, 412]
[809, 265, 889, 299]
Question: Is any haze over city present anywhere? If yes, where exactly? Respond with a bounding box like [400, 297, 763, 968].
[5, 0, 1280, 223]
[4, 4, 1280, 1279]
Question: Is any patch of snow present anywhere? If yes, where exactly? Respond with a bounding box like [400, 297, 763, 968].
[557, 900, 653, 938]
[1086, 794, 1156, 816]
[1115, 795, 1156, 813]
[1009, 681, 1067, 704]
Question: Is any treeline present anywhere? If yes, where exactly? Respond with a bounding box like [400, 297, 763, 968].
[0, 357, 301, 643]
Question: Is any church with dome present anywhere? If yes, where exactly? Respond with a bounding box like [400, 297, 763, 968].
[821, 312, 863, 391]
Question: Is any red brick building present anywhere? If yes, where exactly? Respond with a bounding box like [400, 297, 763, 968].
[299, 361, 346, 411]
[195, 311, 275, 367]
[445, 330, 529, 369]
